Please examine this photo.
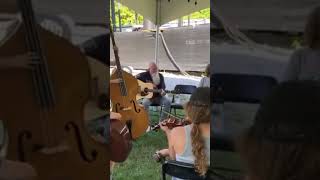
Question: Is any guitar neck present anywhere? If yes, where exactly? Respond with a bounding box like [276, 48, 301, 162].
[146, 89, 174, 94]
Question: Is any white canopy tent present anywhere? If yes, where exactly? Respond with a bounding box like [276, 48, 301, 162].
[212, 0, 320, 32]
[211, 0, 320, 82]
[115, 0, 209, 65]
[0, 0, 108, 45]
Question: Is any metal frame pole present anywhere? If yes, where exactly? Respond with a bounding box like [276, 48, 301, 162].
[111, 0, 116, 32]
[117, 2, 122, 32]
[155, 0, 161, 66]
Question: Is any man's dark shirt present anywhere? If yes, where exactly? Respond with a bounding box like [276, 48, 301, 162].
[136, 71, 166, 99]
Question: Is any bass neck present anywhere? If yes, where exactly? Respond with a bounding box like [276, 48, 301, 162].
[110, 23, 128, 96]
[109, 25, 124, 80]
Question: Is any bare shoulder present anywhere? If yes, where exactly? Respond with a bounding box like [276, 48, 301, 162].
[170, 126, 187, 154]
[170, 126, 185, 138]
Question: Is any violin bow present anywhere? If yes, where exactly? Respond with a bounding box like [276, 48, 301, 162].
[161, 110, 183, 121]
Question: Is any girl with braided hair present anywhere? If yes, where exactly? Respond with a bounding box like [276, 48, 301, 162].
[157, 87, 210, 178]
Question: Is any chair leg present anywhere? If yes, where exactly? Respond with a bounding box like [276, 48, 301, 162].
[160, 106, 163, 121]
[162, 171, 166, 180]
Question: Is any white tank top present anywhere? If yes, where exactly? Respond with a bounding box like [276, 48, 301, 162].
[173, 125, 210, 180]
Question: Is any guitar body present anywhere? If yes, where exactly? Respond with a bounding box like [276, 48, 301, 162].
[110, 70, 149, 139]
[0, 22, 109, 180]
[137, 80, 154, 100]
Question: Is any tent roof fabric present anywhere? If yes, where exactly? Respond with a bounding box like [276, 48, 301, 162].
[0, 0, 107, 25]
[213, 0, 320, 32]
[116, 0, 209, 25]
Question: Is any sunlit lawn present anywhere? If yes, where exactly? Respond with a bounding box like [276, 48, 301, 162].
[112, 109, 185, 180]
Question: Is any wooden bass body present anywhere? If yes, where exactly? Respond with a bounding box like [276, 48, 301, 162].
[110, 70, 148, 139]
[0, 22, 109, 179]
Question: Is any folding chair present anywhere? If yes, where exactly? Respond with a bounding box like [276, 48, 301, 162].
[211, 73, 278, 132]
[149, 101, 164, 119]
[170, 85, 197, 115]
[211, 73, 278, 104]
[162, 160, 206, 180]
[209, 73, 278, 180]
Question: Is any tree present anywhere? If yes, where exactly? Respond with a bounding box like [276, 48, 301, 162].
[112, 3, 143, 26]
[111, 3, 210, 26]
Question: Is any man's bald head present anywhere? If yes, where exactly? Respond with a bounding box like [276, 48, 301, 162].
[148, 62, 158, 75]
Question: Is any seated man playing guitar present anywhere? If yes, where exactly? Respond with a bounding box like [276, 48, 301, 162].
[136, 62, 171, 122]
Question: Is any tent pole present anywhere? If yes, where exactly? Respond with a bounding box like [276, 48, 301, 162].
[111, 0, 116, 32]
[155, 0, 161, 66]
[117, 2, 122, 32]
[155, 25, 159, 66]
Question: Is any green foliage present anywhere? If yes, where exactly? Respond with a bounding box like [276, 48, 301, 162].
[111, 3, 143, 26]
[183, 8, 210, 20]
[110, 3, 210, 26]
[290, 36, 303, 49]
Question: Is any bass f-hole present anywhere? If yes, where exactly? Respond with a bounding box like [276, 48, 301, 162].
[65, 122, 98, 163]
[130, 100, 141, 113]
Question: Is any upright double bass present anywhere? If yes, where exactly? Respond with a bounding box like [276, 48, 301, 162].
[110, 27, 148, 139]
[0, 0, 109, 179]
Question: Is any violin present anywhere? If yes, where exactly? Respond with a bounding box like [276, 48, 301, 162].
[151, 111, 191, 131]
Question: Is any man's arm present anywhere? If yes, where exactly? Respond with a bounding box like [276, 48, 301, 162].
[136, 72, 146, 82]
[159, 74, 166, 90]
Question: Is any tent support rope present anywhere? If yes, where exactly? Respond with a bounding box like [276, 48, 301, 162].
[159, 31, 189, 76]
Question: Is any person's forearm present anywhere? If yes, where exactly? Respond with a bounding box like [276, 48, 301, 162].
[165, 131, 171, 143]
[163, 130, 176, 160]
[165, 131, 174, 153]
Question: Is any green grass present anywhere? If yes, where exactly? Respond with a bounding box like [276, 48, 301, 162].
[112, 110, 184, 180]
